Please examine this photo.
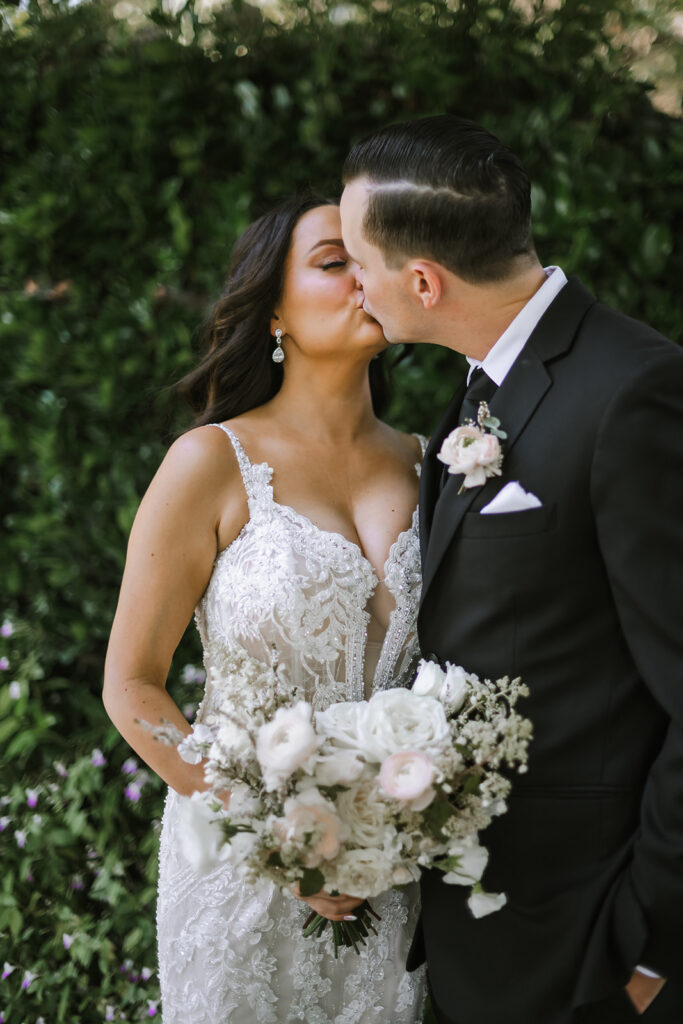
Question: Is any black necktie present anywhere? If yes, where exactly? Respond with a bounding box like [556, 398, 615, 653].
[458, 367, 498, 427]
[439, 368, 498, 492]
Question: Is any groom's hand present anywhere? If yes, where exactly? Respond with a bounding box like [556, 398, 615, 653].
[292, 884, 364, 922]
[625, 970, 666, 1015]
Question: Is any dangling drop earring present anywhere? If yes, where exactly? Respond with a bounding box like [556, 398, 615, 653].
[272, 328, 285, 363]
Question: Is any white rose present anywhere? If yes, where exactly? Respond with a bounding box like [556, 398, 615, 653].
[177, 792, 228, 871]
[358, 688, 451, 763]
[314, 749, 366, 787]
[316, 701, 366, 751]
[467, 890, 507, 918]
[334, 848, 394, 898]
[378, 751, 436, 811]
[256, 702, 319, 791]
[441, 664, 469, 712]
[276, 788, 345, 867]
[442, 842, 489, 885]
[412, 660, 445, 698]
[335, 779, 389, 848]
[392, 865, 420, 885]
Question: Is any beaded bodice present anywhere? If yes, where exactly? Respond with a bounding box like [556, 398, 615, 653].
[194, 425, 426, 717]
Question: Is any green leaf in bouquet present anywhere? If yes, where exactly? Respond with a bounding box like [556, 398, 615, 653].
[299, 867, 325, 897]
[266, 850, 284, 868]
[222, 820, 255, 840]
[423, 798, 458, 841]
[461, 769, 483, 796]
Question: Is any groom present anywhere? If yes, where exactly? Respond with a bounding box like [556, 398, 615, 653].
[340, 116, 682, 1024]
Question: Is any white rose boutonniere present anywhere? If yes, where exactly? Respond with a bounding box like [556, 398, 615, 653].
[437, 401, 507, 493]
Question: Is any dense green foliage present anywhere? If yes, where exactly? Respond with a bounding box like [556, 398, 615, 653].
[1, 0, 681, 1018]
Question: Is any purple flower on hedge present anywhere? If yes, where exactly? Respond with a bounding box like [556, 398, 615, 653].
[141, 966, 154, 981]
[62, 934, 74, 950]
[21, 969, 39, 990]
[2, 962, 16, 979]
[0, 817, 10, 832]
[26, 788, 39, 808]
[147, 1001, 158, 1017]
[0, 621, 13, 638]
[122, 757, 138, 775]
[91, 748, 107, 767]
[54, 760, 68, 778]
[8, 681, 21, 700]
[0, 657, 9, 671]
[15, 829, 27, 848]
[105, 1007, 116, 1021]
[70, 875, 85, 891]
[125, 782, 142, 803]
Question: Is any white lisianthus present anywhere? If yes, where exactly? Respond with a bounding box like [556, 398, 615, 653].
[177, 791, 228, 871]
[256, 701, 319, 790]
[442, 841, 489, 885]
[441, 664, 470, 712]
[379, 751, 436, 811]
[335, 779, 389, 848]
[314, 749, 366, 787]
[334, 848, 394, 898]
[316, 701, 366, 751]
[358, 688, 451, 763]
[467, 889, 507, 918]
[412, 660, 445, 698]
[177, 723, 215, 765]
[276, 788, 345, 867]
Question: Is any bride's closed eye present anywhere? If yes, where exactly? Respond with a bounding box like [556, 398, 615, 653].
[321, 259, 348, 270]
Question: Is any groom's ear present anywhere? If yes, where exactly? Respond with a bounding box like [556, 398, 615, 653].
[408, 261, 442, 310]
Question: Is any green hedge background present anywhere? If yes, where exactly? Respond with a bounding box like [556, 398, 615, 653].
[1, 0, 681, 1019]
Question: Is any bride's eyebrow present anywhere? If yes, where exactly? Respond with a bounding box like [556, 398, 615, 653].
[307, 238, 346, 254]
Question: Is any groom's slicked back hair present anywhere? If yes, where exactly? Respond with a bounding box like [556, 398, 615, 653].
[342, 115, 535, 283]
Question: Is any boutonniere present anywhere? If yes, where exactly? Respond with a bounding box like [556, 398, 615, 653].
[437, 402, 508, 493]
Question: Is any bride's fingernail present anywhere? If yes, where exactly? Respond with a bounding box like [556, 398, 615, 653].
[343, 915, 357, 921]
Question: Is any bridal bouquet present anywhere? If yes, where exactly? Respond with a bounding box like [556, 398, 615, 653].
[151, 649, 532, 955]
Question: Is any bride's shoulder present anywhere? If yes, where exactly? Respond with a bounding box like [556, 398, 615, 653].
[158, 423, 245, 495]
[381, 424, 429, 464]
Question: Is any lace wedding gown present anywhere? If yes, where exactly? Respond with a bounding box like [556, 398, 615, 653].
[157, 425, 427, 1023]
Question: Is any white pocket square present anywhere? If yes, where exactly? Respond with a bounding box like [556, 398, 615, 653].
[480, 481, 542, 515]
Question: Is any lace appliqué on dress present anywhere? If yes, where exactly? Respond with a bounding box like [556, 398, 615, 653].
[157, 426, 427, 1023]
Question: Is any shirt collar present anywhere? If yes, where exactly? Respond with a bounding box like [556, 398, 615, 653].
[466, 266, 568, 386]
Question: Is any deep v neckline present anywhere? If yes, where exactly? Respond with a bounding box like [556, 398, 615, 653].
[214, 424, 426, 592]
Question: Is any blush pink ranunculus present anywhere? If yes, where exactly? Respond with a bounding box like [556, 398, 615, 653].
[379, 750, 436, 811]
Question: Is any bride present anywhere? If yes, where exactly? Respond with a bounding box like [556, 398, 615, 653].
[103, 194, 427, 1023]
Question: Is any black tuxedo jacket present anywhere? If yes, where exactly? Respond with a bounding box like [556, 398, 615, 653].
[411, 278, 683, 1024]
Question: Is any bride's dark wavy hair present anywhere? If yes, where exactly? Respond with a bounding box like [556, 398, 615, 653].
[179, 192, 400, 425]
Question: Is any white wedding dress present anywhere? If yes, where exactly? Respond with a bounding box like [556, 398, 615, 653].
[157, 424, 427, 1023]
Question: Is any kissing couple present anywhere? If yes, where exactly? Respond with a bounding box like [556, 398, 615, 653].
[104, 115, 682, 1024]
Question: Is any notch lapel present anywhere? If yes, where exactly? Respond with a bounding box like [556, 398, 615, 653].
[419, 277, 596, 607]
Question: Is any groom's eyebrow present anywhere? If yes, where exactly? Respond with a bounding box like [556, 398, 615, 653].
[307, 238, 346, 253]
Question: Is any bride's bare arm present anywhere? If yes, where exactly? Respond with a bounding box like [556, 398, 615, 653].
[103, 426, 247, 795]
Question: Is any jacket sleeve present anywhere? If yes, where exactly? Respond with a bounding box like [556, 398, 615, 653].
[590, 343, 683, 979]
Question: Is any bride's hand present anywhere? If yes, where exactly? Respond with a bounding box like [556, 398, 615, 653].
[292, 884, 365, 922]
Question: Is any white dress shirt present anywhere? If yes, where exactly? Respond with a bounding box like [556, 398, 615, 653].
[466, 266, 567, 385]
[467, 264, 661, 980]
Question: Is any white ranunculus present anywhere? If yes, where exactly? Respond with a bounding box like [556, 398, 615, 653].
[358, 689, 451, 763]
[314, 749, 366, 787]
[441, 665, 469, 712]
[276, 788, 345, 867]
[335, 779, 389, 848]
[443, 842, 489, 885]
[378, 751, 436, 811]
[316, 701, 366, 751]
[256, 702, 319, 790]
[467, 890, 507, 918]
[334, 848, 394, 898]
[177, 792, 227, 871]
[412, 660, 445, 698]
